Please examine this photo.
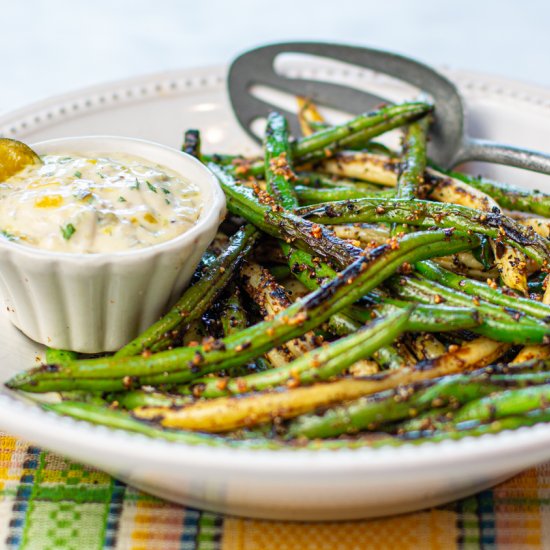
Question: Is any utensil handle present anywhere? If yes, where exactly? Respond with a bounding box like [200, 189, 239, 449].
[458, 138, 550, 175]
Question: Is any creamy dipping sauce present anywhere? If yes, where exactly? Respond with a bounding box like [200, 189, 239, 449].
[0, 153, 202, 253]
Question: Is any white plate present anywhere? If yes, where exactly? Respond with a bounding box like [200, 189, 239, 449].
[0, 62, 550, 522]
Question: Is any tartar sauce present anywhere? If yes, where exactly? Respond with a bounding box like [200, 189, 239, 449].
[0, 153, 202, 253]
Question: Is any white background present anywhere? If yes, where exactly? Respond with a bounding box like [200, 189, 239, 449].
[1, 0, 549, 113]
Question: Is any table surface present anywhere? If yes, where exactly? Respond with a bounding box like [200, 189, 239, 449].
[2, 432, 550, 549]
[2, 0, 550, 115]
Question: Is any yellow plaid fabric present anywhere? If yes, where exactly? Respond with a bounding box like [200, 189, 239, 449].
[1, 432, 548, 549]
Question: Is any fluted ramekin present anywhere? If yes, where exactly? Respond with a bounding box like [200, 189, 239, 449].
[0, 136, 226, 352]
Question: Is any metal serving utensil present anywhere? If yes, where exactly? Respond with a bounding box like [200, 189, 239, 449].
[228, 42, 550, 175]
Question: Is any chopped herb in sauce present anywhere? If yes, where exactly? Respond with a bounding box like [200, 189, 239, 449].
[146, 181, 157, 193]
[60, 223, 76, 240]
[118, 196, 127, 202]
[0, 230, 16, 241]
[74, 171, 82, 178]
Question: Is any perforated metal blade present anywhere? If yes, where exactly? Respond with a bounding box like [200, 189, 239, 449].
[227, 42, 463, 167]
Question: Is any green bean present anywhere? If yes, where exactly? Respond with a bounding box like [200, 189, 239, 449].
[345, 300, 471, 330]
[269, 265, 291, 280]
[471, 235, 494, 271]
[253, 357, 273, 373]
[264, 112, 298, 210]
[297, 197, 549, 265]
[181, 319, 207, 346]
[395, 118, 430, 201]
[200, 153, 257, 166]
[182, 129, 201, 159]
[326, 312, 362, 336]
[285, 243, 481, 355]
[115, 224, 259, 357]
[360, 141, 397, 157]
[190, 310, 411, 398]
[396, 407, 453, 433]
[7, 230, 480, 392]
[295, 185, 393, 205]
[220, 289, 260, 377]
[294, 103, 432, 162]
[287, 362, 550, 439]
[58, 391, 108, 406]
[443, 168, 550, 218]
[45, 348, 78, 365]
[399, 411, 550, 443]
[372, 344, 407, 370]
[113, 390, 193, 409]
[220, 290, 247, 336]
[43, 401, 398, 450]
[391, 116, 430, 236]
[415, 261, 550, 321]
[453, 384, 550, 423]
[43, 401, 276, 448]
[296, 171, 388, 191]
[264, 113, 372, 349]
[262, 112, 303, 276]
[212, 163, 360, 269]
[387, 275, 550, 344]
[300, 120, 397, 156]
[529, 273, 547, 294]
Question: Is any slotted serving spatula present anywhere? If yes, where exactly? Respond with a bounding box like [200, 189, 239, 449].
[228, 42, 550, 175]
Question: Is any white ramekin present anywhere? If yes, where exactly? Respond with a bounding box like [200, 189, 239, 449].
[0, 136, 226, 352]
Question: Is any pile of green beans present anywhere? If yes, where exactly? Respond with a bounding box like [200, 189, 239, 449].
[6, 99, 550, 449]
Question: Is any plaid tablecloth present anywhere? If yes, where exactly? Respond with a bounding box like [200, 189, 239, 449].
[1, 433, 548, 549]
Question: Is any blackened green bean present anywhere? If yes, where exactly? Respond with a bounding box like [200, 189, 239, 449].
[212, 162, 361, 269]
[297, 197, 549, 264]
[387, 275, 550, 344]
[444, 168, 550, 218]
[264, 112, 298, 210]
[416, 261, 550, 321]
